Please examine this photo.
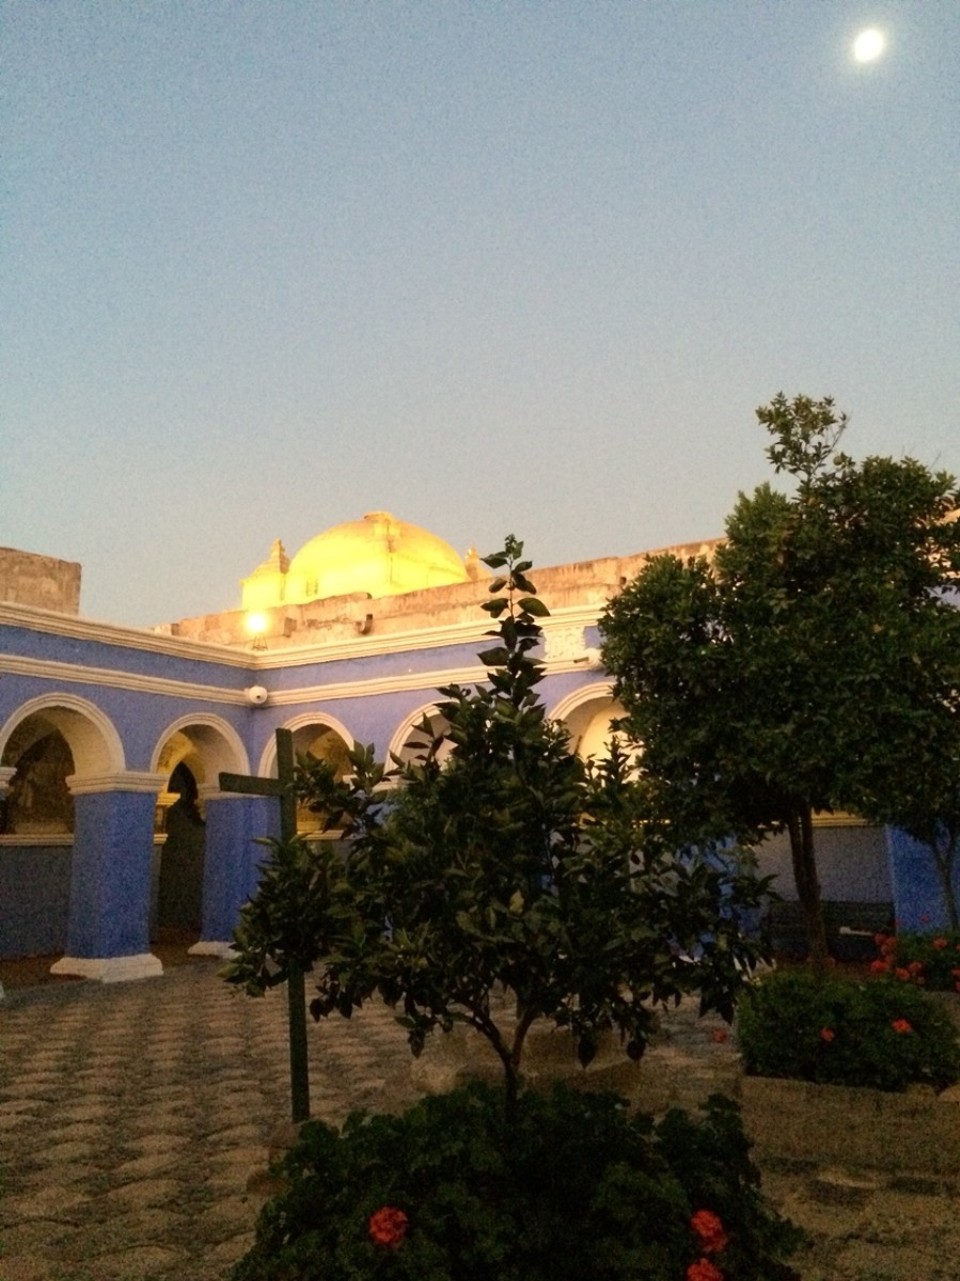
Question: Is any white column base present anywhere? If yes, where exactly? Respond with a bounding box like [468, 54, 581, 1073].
[50, 953, 164, 983]
[187, 940, 236, 958]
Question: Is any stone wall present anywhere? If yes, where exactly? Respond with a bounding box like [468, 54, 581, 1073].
[0, 548, 81, 614]
[170, 537, 723, 649]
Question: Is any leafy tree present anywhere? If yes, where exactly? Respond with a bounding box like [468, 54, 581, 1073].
[283, 537, 769, 1118]
[600, 393, 960, 970]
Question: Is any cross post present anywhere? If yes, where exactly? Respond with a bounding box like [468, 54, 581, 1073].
[220, 727, 311, 1123]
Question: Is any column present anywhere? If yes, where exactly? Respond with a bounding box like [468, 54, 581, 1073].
[51, 772, 167, 982]
[190, 790, 281, 956]
[886, 825, 958, 933]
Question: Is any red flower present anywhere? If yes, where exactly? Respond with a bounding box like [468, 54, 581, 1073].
[891, 1018, 913, 1035]
[687, 1259, 724, 1281]
[870, 959, 890, 973]
[907, 960, 924, 976]
[368, 1206, 409, 1248]
[895, 967, 911, 981]
[819, 1027, 835, 1043]
[933, 937, 949, 950]
[711, 1028, 729, 1044]
[690, 1209, 729, 1254]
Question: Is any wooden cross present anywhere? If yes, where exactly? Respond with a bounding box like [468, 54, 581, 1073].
[220, 727, 311, 1123]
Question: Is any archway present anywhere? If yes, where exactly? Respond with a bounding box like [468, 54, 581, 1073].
[549, 684, 630, 764]
[0, 692, 124, 779]
[259, 714, 354, 835]
[0, 722, 75, 836]
[388, 704, 454, 771]
[0, 695, 124, 961]
[150, 716, 250, 945]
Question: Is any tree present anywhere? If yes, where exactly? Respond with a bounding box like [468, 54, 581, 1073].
[280, 537, 769, 1118]
[600, 393, 960, 970]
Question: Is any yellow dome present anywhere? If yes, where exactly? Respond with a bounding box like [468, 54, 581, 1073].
[283, 511, 469, 604]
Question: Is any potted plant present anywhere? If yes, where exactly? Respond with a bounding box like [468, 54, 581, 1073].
[736, 968, 960, 1172]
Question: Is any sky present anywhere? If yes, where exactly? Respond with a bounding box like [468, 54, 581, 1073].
[2, 1, 958, 628]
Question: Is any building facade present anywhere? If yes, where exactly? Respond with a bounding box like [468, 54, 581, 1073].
[0, 515, 937, 979]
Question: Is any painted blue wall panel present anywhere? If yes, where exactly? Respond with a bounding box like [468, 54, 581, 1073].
[887, 827, 960, 932]
[0, 624, 253, 689]
[261, 639, 488, 691]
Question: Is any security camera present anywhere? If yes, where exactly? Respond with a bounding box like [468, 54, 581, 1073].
[245, 685, 269, 706]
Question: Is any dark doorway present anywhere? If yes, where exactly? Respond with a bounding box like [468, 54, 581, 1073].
[156, 762, 205, 932]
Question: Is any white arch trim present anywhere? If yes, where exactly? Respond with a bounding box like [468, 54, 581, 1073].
[0, 692, 125, 777]
[258, 712, 356, 777]
[547, 681, 617, 725]
[150, 712, 250, 780]
[386, 701, 445, 764]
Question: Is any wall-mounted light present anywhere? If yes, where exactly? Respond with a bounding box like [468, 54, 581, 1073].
[245, 611, 268, 651]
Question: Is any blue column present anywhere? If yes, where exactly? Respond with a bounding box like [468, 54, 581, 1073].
[887, 826, 960, 932]
[52, 775, 165, 982]
[192, 792, 281, 953]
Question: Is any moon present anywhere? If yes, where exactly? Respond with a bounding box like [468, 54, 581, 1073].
[853, 27, 886, 62]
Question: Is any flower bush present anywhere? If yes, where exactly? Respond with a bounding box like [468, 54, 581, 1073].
[231, 1083, 802, 1281]
[737, 969, 960, 1091]
[872, 929, 960, 991]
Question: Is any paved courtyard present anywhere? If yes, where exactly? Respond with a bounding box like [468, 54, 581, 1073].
[0, 959, 422, 1280]
[2, 957, 959, 1280]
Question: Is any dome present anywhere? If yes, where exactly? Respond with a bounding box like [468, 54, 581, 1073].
[283, 511, 469, 604]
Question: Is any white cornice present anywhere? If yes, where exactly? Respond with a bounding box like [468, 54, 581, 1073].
[0, 649, 603, 709]
[266, 652, 606, 707]
[1, 606, 606, 709]
[1, 600, 604, 672]
[0, 654, 251, 705]
[266, 663, 490, 706]
[0, 602, 253, 666]
[246, 604, 603, 670]
[67, 771, 168, 796]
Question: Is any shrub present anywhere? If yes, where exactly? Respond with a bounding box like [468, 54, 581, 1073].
[231, 1083, 802, 1281]
[872, 929, 960, 991]
[246, 537, 772, 1119]
[737, 969, 960, 1091]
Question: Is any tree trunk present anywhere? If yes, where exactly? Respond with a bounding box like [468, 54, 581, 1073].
[787, 804, 830, 976]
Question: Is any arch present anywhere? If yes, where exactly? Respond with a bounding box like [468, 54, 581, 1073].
[150, 713, 249, 786]
[548, 682, 628, 762]
[257, 712, 355, 777]
[387, 702, 454, 768]
[258, 713, 356, 838]
[0, 693, 124, 778]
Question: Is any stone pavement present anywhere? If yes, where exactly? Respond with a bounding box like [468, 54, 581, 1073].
[0, 960, 422, 1281]
[2, 959, 960, 1281]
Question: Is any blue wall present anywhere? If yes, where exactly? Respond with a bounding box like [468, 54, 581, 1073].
[887, 827, 960, 932]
